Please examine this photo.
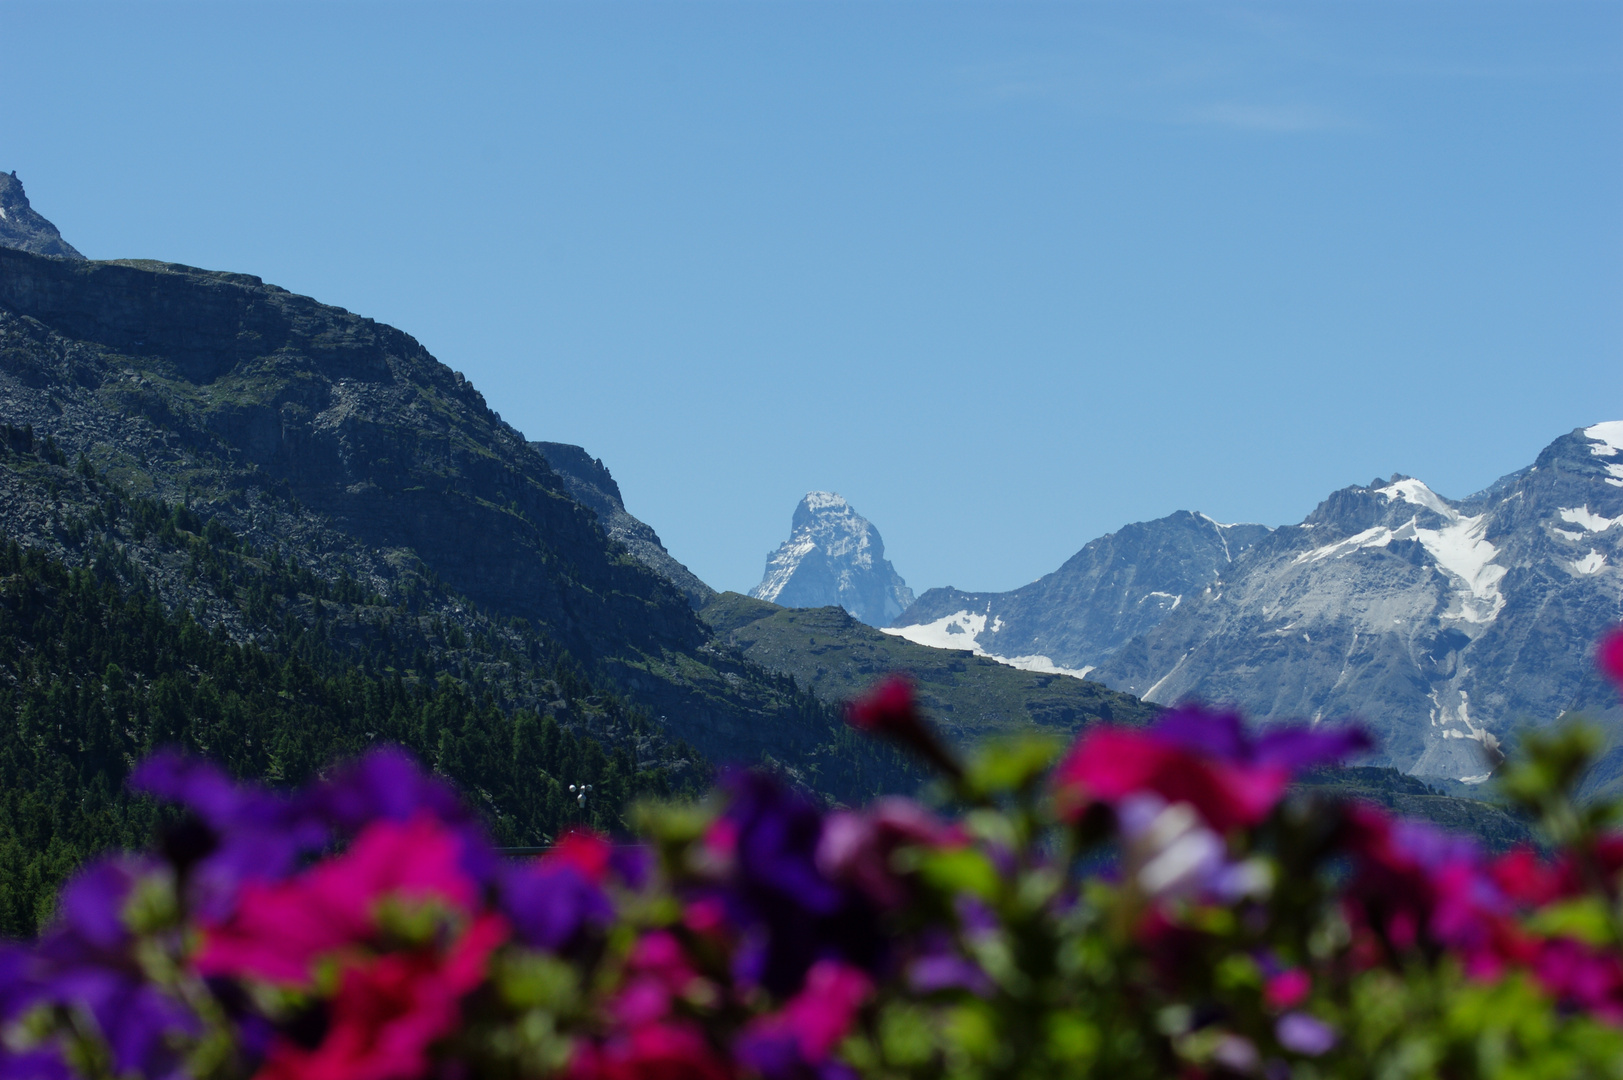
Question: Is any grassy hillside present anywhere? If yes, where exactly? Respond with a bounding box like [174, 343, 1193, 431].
[700, 592, 1160, 746]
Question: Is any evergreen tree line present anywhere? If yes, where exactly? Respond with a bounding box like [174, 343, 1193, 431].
[0, 538, 688, 937]
[0, 437, 923, 937]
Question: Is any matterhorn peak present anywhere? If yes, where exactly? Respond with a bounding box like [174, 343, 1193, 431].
[750, 491, 915, 627]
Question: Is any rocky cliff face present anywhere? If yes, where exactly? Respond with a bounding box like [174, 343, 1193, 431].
[0, 173, 83, 259]
[890, 511, 1270, 677]
[532, 440, 715, 609]
[750, 492, 915, 627]
[1095, 425, 1623, 782]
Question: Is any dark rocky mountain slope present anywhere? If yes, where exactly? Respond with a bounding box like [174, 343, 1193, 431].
[533, 440, 715, 609]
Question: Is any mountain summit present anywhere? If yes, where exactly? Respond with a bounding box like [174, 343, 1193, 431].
[0, 173, 83, 259]
[750, 491, 914, 627]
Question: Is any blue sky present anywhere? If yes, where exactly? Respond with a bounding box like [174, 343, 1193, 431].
[2, 2, 1618, 596]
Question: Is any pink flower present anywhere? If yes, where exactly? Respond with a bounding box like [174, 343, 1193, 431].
[569, 1022, 732, 1080]
[845, 677, 962, 778]
[198, 813, 479, 985]
[735, 961, 871, 1078]
[1533, 938, 1623, 1025]
[547, 830, 614, 884]
[777, 961, 871, 1060]
[1264, 969, 1311, 1010]
[816, 798, 959, 909]
[252, 912, 508, 1080]
[1599, 627, 1623, 690]
[1052, 726, 1289, 833]
[609, 932, 706, 1028]
[845, 676, 923, 740]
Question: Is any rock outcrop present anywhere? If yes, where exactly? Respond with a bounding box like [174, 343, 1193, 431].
[0, 173, 84, 259]
[532, 441, 715, 609]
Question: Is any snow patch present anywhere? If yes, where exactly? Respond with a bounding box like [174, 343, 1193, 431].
[1569, 550, 1608, 575]
[1559, 506, 1620, 533]
[1294, 524, 1404, 565]
[882, 611, 1095, 680]
[1378, 482, 1506, 623]
[1140, 591, 1182, 610]
[1585, 421, 1623, 456]
[1382, 477, 1454, 517]
[0, 206, 7, 221]
[1552, 528, 1584, 542]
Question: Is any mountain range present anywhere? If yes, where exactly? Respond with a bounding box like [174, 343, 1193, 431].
[892, 428, 1623, 785]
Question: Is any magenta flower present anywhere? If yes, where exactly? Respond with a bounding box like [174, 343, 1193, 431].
[844, 676, 962, 778]
[1264, 969, 1311, 1011]
[252, 912, 508, 1080]
[1598, 626, 1623, 690]
[815, 798, 958, 909]
[736, 961, 871, 1080]
[197, 812, 482, 985]
[1054, 708, 1369, 833]
[568, 1022, 733, 1080]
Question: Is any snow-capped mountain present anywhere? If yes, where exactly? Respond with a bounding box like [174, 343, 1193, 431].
[888, 511, 1271, 678]
[750, 492, 914, 627]
[1096, 423, 1623, 780]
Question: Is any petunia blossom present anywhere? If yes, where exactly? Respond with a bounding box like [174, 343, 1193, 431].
[198, 812, 481, 986]
[252, 912, 508, 1080]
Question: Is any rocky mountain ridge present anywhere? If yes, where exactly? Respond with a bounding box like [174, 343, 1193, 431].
[0, 173, 83, 260]
[890, 511, 1271, 677]
[892, 425, 1623, 784]
[0, 243, 913, 795]
[750, 491, 914, 627]
[1097, 424, 1623, 781]
[532, 441, 715, 609]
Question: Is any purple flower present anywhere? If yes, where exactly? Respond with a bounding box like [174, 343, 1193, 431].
[716, 771, 885, 995]
[1276, 1013, 1337, 1056]
[303, 746, 502, 888]
[20, 858, 201, 1080]
[1153, 706, 1371, 772]
[131, 753, 328, 918]
[0, 1047, 73, 1080]
[497, 862, 614, 952]
[907, 951, 994, 997]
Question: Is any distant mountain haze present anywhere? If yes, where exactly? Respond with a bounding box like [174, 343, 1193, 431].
[750, 492, 915, 627]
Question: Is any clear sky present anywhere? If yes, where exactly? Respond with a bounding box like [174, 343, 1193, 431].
[2, 2, 1619, 596]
